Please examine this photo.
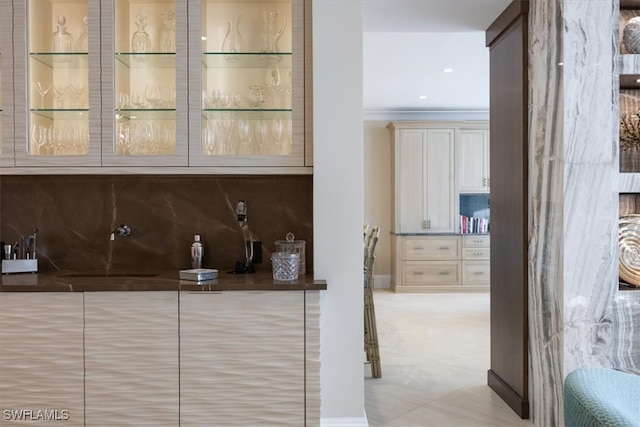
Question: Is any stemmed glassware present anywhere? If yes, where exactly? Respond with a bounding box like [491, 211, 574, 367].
[265, 68, 285, 108]
[272, 119, 283, 153]
[35, 82, 52, 109]
[238, 119, 252, 154]
[31, 125, 46, 154]
[68, 85, 86, 109]
[52, 84, 68, 109]
[255, 120, 268, 154]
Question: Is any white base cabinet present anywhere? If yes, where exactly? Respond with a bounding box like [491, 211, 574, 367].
[180, 291, 306, 427]
[84, 292, 179, 426]
[392, 235, 490, 292]
[0, 293, 84, 426]
[0, 290, 320, 426]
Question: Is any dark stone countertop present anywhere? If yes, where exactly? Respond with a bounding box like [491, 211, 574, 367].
[0, 270, 327, 292]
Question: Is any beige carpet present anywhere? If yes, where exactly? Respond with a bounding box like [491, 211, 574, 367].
[364, 289, 534, 427]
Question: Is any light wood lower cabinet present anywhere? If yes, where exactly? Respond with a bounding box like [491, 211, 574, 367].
[180, 291, 307, 427]
[0, 290, 320, 426]
[0, 293, 84, 426]
[84, 292, 179, 426]
[392, 235, 490, 292]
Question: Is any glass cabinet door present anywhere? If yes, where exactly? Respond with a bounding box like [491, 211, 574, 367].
[0, 4, 9, 167]
[102, 0, 187, 167]
[14, 0, 101, 166]
[189, 0, 306, 167]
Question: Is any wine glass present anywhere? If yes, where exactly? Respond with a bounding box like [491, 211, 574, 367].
[272, 118, 283, 152]
[255, 120, 268, 154]
[145, 84, 161, 108]
[238, 119, 252, 154]
[52, 84, 67, 109]
[265, 68, 284, 108]
[35, 82, 52, 109]
[68, 84, 86, 109]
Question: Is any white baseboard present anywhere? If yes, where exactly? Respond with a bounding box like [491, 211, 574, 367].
[321, 417, 369, 427]
[373, 274, 390, 289]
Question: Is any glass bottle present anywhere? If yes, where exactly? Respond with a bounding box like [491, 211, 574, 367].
[75, 16, 89, 52]
[221, 15, 243, 59]
[131, 12, 152, 53]
[52, 15, 73, 53]
[258, 11, 286, 53]
[160, 11, 176, 53]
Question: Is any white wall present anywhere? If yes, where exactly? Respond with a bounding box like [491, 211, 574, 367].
[313, 0, 366, 423]
[363, 121, 392, 280]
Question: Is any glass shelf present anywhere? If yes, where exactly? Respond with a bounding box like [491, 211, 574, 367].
[30, 109, 90, 120]
[30, 53, 89, 69]
[115, 53, 176, 69]
[116, 109, 176, 120]
[202, 109, 291, 120]
[202, 52, 291, 69]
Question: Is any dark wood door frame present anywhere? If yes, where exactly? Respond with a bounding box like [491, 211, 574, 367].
[485, 0, 530, 419]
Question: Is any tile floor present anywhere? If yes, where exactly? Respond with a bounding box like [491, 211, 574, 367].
[364, 289, 534, 427]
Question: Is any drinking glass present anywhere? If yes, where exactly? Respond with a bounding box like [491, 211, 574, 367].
[52, 84, 67, 109]
[35, 82, 52, 109]
[265, 68, 284, 108]
[255, 120, 268, 154]
[238, 119, 252, 154]
[272, 118, 283, 152]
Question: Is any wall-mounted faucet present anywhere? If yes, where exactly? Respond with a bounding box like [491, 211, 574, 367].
[234, 200, 255, 274]
[110, 224, 132, 240]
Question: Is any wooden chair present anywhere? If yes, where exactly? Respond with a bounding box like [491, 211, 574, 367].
[364, 226, 381, 378]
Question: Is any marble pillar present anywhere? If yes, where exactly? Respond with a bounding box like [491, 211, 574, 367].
[529, 0, 640, 425]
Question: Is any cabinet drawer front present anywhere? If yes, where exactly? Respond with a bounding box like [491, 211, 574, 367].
[403, 262, 460, 285]
[462, 262, 490, 285]
[462, 235, 490, 248]
[462, 248, 490, 260]
[403, 237, 460, 260]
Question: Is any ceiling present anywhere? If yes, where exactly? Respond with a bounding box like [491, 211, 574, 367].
[362, 0, 512, 115]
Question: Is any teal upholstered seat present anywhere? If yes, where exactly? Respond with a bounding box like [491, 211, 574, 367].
[564, 368, 640, 427]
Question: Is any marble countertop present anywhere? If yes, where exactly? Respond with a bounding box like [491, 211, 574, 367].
[0, 270, 327, 292]
[392, 232, 490, 236]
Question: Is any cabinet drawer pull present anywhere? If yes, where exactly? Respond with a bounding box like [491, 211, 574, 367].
[473, 272, 485, 275]
[439, 246, 449, 250]
[438, 271, 450, 275]
[414, 271, 425, 276]
[474, 239, 483, 243]
[474, 252, 484, 256]
[413, 246, 424, 250]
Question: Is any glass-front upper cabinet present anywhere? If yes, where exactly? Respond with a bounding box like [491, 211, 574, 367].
[189, 0, 306, 167]
[0, 2, 14, 167]
[102, 0, 187, 167]
[13, 0, 101, 167]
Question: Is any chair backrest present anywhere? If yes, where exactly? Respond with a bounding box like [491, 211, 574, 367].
[364, 226, 380, 288]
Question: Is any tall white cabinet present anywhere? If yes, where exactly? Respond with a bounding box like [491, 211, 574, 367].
[391, 125, 455, 233]
[389, 121, 491, 292]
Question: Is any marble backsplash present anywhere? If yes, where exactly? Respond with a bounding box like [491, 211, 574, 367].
[0, 175, 313, 274]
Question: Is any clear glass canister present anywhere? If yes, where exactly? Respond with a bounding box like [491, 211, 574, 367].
[275, 232, 306, 275]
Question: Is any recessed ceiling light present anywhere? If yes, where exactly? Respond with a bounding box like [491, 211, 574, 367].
[418, 95, 428, 100]
[558, 62, 564, 66]
[636, 78, 640, 83]
[442, 68, 454, 73]
[201, 36, 207, 41]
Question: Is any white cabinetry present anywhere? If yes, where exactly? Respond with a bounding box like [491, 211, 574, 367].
[391, 235, 490, 292]
[84, 292, 179, 426]
[461, 234, 490, 286]
[391, 124, 455, 233]
[180, 291, 312, 426]
[457, 128, 490, 193]
[0, 293, 84, 426]
[1, 0, 311, 173]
